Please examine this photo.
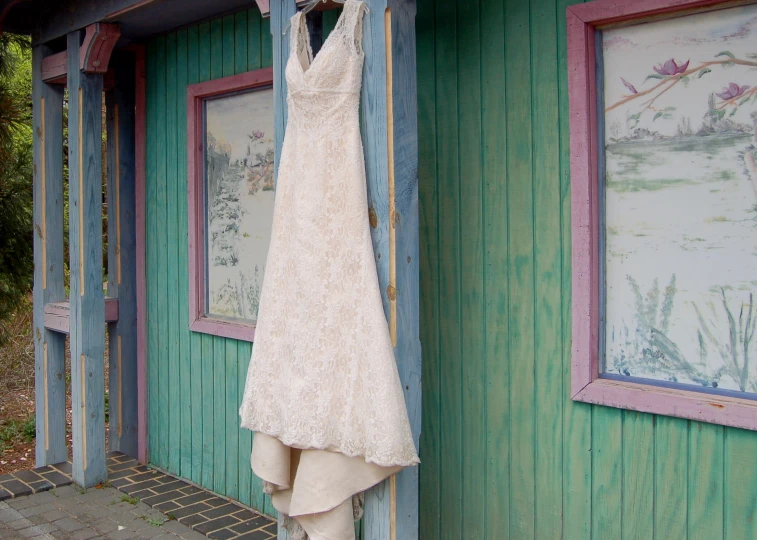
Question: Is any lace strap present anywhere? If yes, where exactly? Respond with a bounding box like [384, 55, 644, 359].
[338, 0, 367, 54]
[291, 11, 313, 67]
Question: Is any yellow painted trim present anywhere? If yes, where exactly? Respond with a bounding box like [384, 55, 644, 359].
[80, 353, 87, 470]
[115, 105, 122, 285]
[41, 97, 47, 290]
[117, 335, 123, 437]
[78, 88, 85, 297]
[385, 7, 397, 349]
[43, 342, 49, 450]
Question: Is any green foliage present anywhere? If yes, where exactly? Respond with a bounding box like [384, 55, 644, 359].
[0, 35, 33, 338]
[0, 415, 35, 453]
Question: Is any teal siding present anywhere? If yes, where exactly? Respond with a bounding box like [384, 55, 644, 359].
[145, 8, 274, 515]
[144, 0, 757, 536]
[417, 0, 757, 538]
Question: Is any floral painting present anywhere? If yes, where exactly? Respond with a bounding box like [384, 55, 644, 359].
[602, 4, 757, 394]
[204, 87, 274, 322]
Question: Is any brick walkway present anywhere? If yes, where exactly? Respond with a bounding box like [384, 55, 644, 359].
[0, 453, 276, 540]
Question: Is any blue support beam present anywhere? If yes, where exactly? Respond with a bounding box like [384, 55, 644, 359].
[106, 53, 139, 458]
[67, 30, 107, 488]
[32, 44, 68, 468]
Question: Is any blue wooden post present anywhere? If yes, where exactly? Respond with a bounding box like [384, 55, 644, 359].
[270, 1, 420, 538]
[106, 53, 139, 458]
[68, 30, 108, 488]
[32, 45, 68, 467]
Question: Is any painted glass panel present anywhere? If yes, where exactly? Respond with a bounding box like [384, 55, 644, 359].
[601, 4, 757, 395]
[204, 87, 274, 322]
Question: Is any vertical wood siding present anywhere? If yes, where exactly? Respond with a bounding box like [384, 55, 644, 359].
[145, 8, 274, 515]
[417, 0, 757, 538]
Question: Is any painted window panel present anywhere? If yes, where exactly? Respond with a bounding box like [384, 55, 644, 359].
[187, 67, 274, 342]
[204, 88, 275, 322]
[568, 0, 757, 430]
[600, 4, 757, 395]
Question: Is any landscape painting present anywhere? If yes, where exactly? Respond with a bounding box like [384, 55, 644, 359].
[204, 87, 274, 322]
[601, 4, 757, 394]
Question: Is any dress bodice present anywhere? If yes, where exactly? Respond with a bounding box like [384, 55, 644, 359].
[284, 0, 367, 126]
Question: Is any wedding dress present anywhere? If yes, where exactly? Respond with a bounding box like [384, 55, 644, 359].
[238, 1, 419, 538]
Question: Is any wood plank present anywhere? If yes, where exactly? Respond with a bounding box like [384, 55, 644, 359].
[106, 54, 139, 459]
[456, 0, 485, 537]
[176, 27, 192, 479]
[238, 341, 253, 509]
[433, 0, 461, 537]
[199, 22, 211, 83]
[226, 339, 239, 501]
[164, 31, 181, 476]
[503, 0, 536, 535]
[724, 426, 757, 540]
[688, 422, 723, 540]
[213, 337, 227, 495]
[223, 14, 236, 78]
[416, 0, 440, 535]
[67, 29, 107, 488]
[43, 298, 121, 334]
[558, 0, 592, 534]
[154, 35, 170, 470]
[235, 11, 248, 74]
[247, 8, 262, 71]
[480, 0, 508, 536]
[621, 411, 654, 540]
[187, 23, 204, 486]
[532, 0, 564, 535]
[654, 416, 688, 539]
[201, 333, 215, 489]
[386, 1, 421, 537]
[32, 44, 68, 468]
[145, 39, 160, 467]
[591, 406, 622, 539]
[261, 16, 273, 68]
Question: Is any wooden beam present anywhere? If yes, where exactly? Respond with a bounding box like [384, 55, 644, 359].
[106, 52, 139, 459]
[43, 298, 120, 334]
[41, 23, 120, 86]
[32, 44, 68, 468]
[67, 29, 107, 488]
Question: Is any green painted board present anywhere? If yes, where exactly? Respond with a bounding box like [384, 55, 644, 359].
[621, 412, 654, 540]
[591, 407, 622, 540]
[433, 0, 462, 537]
[164, 30, 181, 476]
[654, 417, 688, 539]
[688, 422, 724, 540]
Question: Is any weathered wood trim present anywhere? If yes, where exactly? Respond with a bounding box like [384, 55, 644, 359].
[32, 44, 68, 467]
[186, 67, 274, 342]
[106, 51, 139, 458]
[67, 29, 107, 488]
[133, 44, 149, 465]
[40, 23, 120, 85]
[43, 298, 120, 334]
[80, 23, 121, 73]
[568, 0, 757, 430]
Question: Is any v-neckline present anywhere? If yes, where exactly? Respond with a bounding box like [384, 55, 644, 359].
[295, 0, 351, 75]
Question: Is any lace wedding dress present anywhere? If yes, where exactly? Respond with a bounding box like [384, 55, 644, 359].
[239, 1, 419, 538]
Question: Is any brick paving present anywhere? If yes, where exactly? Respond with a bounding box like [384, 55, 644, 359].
[0, 453, 276, 540]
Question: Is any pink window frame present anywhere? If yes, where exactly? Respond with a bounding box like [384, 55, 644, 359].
[187, 67, 274, 342]
[568, 0, 757, 431]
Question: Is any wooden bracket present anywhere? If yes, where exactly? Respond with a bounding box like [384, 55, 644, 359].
[43, 297, 120, 335]
[40, 22, 121, 85]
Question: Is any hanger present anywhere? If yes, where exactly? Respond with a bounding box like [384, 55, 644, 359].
[283, 0, 367, 35]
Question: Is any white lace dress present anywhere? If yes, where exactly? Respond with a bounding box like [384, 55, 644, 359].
[238, 2, 419, 538]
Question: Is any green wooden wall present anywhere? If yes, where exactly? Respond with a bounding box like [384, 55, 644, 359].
[416, 0, 757, 538]
[144, 8, 274, 515]
[145, 0, 757, 536]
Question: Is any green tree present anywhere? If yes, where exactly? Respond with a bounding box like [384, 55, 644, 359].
[0, 33, 33, 340]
